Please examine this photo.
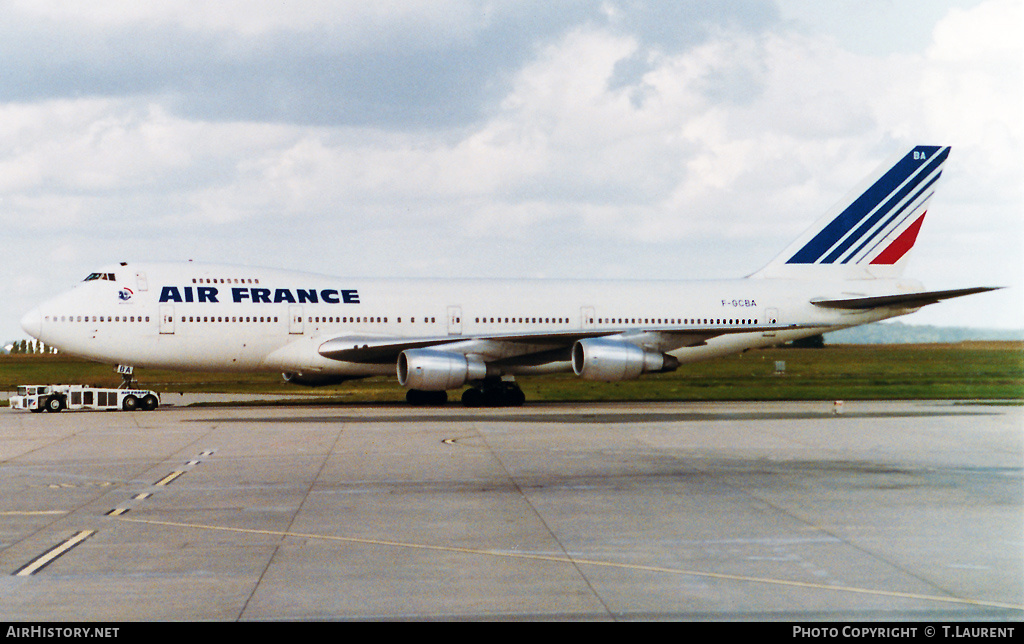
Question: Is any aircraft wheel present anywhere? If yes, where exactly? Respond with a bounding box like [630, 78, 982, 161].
[481, 387, 505, 407]
[464, 382, 525, 407]
[461, 388, 483, 407]
[498, 384, 525, 407]
[506, 386, 526, 407]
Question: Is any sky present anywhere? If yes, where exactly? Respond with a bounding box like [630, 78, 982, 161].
[2, 0, 1021, 343]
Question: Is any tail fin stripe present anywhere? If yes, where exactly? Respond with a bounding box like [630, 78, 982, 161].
[835, 170, 937, 264]
[749, 145, 951, 281]
[841, 178, 938, 264]
[869, 214, 926, 265]
[786, 146, 947, 265]
[823, 162, 942, 264]
[823, 159, 944, 265]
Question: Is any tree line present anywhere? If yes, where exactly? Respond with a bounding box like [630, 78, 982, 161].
[4, 339, 58, 354]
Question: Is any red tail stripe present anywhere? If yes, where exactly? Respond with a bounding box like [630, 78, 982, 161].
[870, 214, 926, 265]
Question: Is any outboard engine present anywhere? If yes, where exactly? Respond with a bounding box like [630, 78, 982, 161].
[571, 338, 679, 382]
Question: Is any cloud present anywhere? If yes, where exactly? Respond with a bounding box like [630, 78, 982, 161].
[0, 1, 1019, 338]
[0, 1, 786, 129]
[1, 1, 598, 128]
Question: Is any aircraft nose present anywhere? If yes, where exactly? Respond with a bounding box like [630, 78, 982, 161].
[20, 307, 42, 339]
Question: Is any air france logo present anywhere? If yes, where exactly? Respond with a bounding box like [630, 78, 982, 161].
[157, 286, 360, 305]
[118, 287, 134, 302]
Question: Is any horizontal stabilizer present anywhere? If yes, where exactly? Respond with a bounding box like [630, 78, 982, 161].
[811, 287, 1001, 310]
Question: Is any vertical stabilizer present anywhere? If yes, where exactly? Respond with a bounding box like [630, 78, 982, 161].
[751, 146, 950, 280]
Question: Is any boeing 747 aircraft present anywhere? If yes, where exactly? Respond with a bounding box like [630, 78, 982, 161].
[20, 146, 997, 406]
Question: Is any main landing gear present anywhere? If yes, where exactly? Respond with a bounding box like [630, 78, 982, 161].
[405, 379, 526, 407]
[405, 389, 448, 406]
[460, 380, 525, 408]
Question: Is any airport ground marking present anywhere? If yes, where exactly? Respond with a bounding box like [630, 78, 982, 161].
[149, 450, 214, 488]
[103, 450, 215, 517]
[13, 530, 95, 577]
[154, 471, 185, 487]
[119, 516, 1023, 612]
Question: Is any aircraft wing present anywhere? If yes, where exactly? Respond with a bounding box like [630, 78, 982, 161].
[811, 287, 1001, 310]
[317, 322, 808, 364]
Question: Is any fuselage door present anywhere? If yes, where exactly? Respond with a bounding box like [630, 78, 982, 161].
[763, 307, 779, 337]
[447, 306, 462, 336]
[159, 305, 175, 335]
[581, 306, 595, 330]
[289, 305, 304, 335]
[135, 272, 149, 292]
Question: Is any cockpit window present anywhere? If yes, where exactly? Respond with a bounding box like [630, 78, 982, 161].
[84, 273, 116, 281]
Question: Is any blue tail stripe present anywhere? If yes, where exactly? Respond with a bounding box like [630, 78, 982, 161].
[822, 155, 945, 264]
[840, 173, 940, 264]
[786, 146, 944, 264]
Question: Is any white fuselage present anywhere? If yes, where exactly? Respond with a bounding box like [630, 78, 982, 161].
[21, 262, 915, 380]
[19, 147, 982, 404]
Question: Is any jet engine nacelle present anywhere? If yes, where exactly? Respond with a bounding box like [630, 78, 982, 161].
[397, 349, 489, 391]
[571, 337, 679, 382]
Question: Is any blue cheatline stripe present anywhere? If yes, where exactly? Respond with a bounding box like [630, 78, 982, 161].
[786, 146, 945, 264]
[841, 174, 940, 264]
[823, 152, 947, 264]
